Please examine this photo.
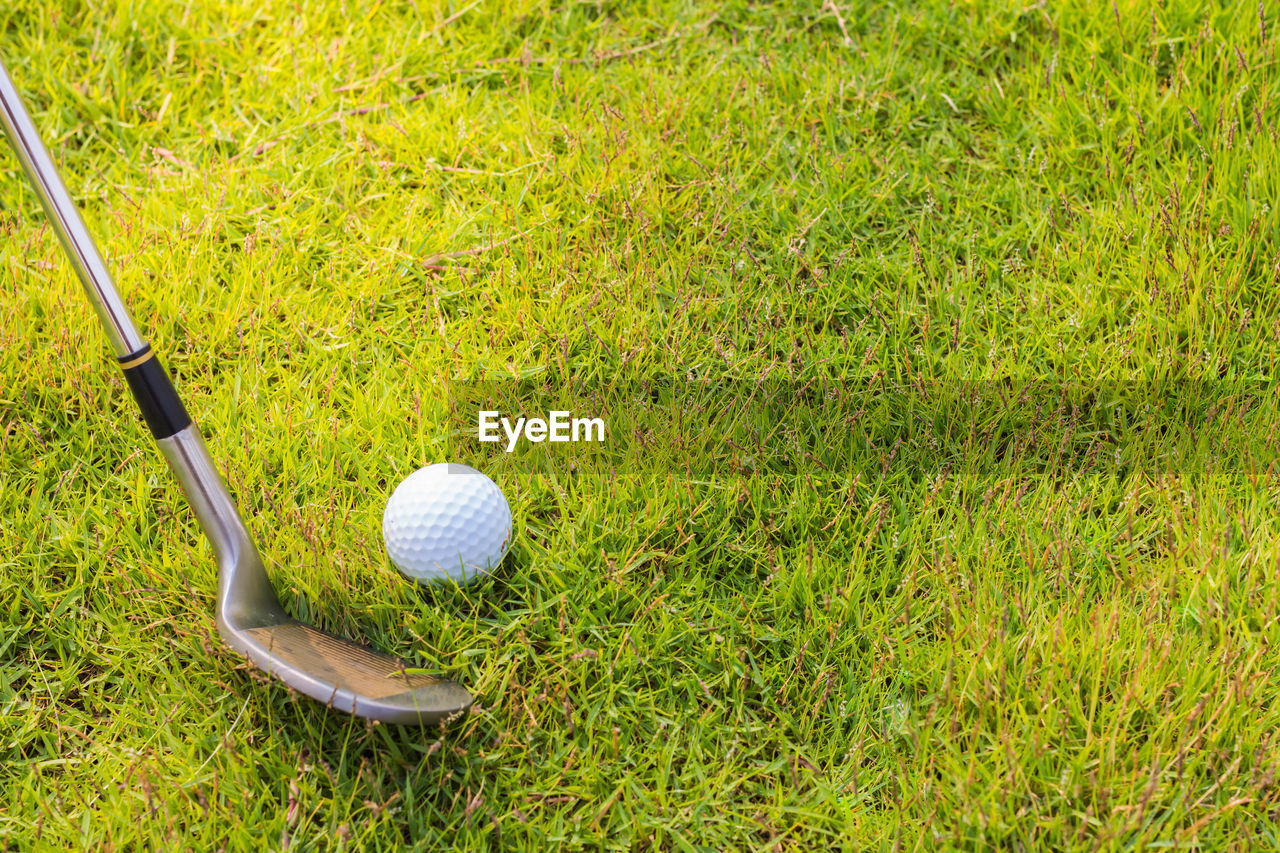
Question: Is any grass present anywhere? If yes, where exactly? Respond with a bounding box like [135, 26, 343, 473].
[3, 0, 1280, 848]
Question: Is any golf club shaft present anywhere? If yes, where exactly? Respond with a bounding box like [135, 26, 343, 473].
[0, 58, 144, 357]
[0, 57, 198, 441]
[0, 57, 196, 441]
[0, 56, 274, 610]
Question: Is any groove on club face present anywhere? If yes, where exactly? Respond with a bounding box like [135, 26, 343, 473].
[225, 619, 474, 725]
[245, 624, 451, 700]
[239, 623, 473, 725]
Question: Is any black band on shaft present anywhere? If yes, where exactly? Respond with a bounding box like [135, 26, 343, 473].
[118, 346, 192, 439]
[116, 344, 153, 368]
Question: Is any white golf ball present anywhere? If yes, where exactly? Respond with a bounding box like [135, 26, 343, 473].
[382, 463, 512, 585]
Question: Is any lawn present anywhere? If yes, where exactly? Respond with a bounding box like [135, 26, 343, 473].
[3, 0, 1280, 849]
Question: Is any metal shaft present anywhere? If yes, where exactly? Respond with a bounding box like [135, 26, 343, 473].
[0, 56, 145, 356]
[0, 54, 277, 614]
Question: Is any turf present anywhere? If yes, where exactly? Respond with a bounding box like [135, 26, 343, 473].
[3, 0, 1280, 849]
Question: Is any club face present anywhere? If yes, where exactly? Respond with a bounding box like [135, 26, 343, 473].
[223, 618, 473, 726]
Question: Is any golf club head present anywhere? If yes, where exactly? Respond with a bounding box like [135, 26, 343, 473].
[224, 617, 473, 726]
[161, 426, 473, 726]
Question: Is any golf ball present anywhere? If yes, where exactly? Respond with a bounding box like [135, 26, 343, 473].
[382, 463, 512, 585]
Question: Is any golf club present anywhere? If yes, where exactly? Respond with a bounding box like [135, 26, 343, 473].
[0, 57, 472, 726]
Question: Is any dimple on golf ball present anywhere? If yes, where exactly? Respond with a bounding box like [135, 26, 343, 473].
[382, 463, 512, 585]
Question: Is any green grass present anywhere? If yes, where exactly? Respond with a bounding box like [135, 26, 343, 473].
[3, 0, 1280, 848]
